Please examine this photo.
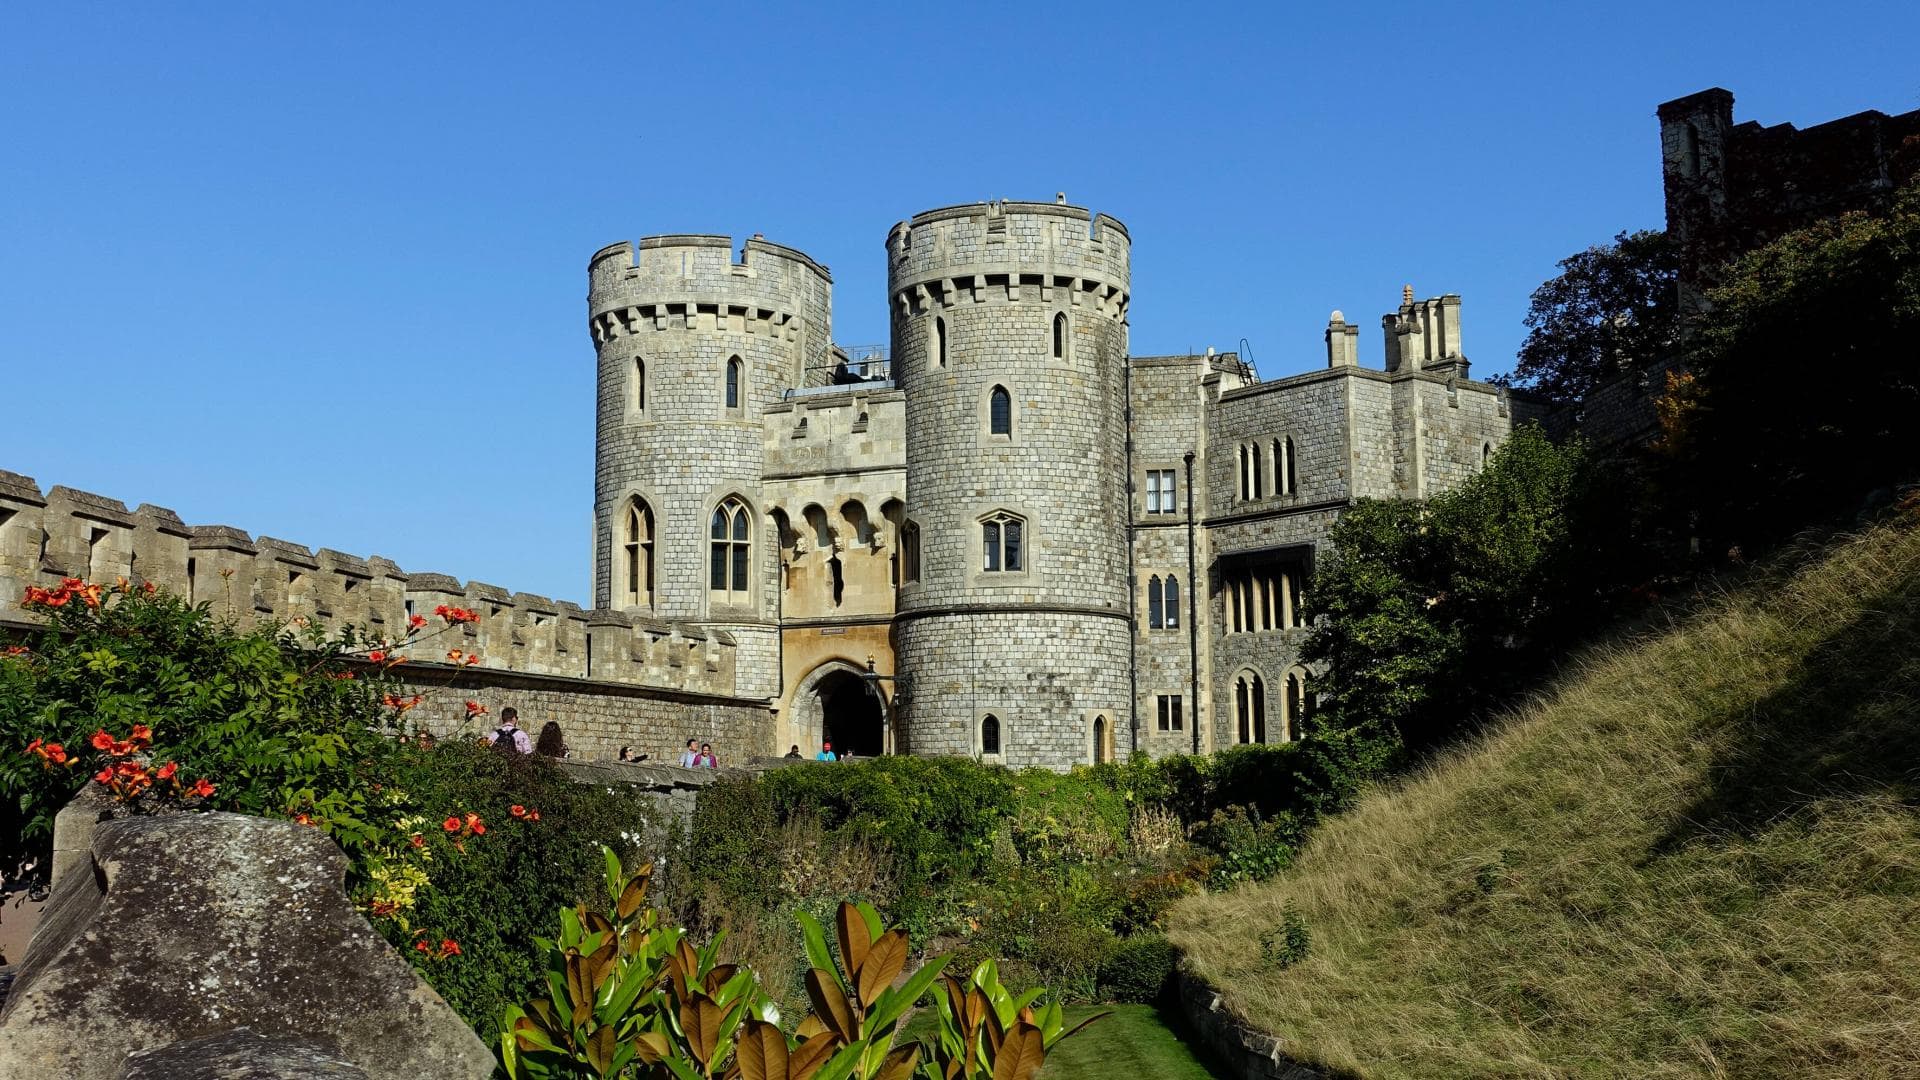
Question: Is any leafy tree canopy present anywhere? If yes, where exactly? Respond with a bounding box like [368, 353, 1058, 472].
[1503, 229, 1678, 404]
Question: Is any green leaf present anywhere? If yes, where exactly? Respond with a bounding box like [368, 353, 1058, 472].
[796, 910, 840, 989]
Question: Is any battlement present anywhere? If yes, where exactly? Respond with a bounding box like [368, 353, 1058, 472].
[886, 198, 1131, 314]
[0, 469, 745, 698]
[588, 233, 833, 353]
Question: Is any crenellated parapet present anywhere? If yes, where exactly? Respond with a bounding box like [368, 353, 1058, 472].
[0, 469, 748, 700]
[587, 234, 832, 348]
[887, 201, 1131, 322]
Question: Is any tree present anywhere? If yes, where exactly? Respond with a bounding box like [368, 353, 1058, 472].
[1503, 230, 1678, 403]
[1682, 178, 1920, 551]
[1303, 427, 1629, 750]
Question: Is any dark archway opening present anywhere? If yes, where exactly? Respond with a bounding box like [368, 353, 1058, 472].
[818, 670, 886, 758]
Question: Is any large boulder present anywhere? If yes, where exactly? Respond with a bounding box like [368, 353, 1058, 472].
[118, 1028, 367, 1079]
[0, 811, 493, 1080]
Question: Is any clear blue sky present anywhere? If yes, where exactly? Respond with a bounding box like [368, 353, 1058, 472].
[4, 2, 1916, 604]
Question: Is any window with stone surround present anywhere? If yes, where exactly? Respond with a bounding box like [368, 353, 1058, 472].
[1091, 714, 1111, 764]
[725, 356, 742, 410]
[980, 713, 1001, 756]
[621, 499, 654, 608]
[1147, 574, 1180, 629]
[1052, 312, 1067, 361]
[1234, 671, 1267, 744]
[709, 497, 751, 600]
[1273, 437, 1298, 495]
[981, 511, 1024, 573]
[1225, 561, 1306, 633]
[1284, 668, 1310, 743]
[988, 385, 1011, 436]
[934, 316, 948, 368]
[901, 520, 921, 583]
[1237, 445, 1250, 502]
[1146, 468, 1177, 514]
[632, 357, 646, 413]
[1157, 694, 1183, 731]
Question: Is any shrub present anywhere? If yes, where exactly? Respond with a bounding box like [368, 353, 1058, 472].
[1191, 806, 1297, 889]
[369, 743, 661, 1028]
[1100, 932, 1177, 1003]
[1258, 905, 1311, 970]
[753, 756, 1015, 934]
[0, 580, 407, 874]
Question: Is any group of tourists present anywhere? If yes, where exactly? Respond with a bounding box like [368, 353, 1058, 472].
[459, 708, 853, 769]
[484, 707, 568, 757]
[783, 740, 851, 762]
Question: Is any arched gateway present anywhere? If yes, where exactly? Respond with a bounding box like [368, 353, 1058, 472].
[790, 660, 890, 758]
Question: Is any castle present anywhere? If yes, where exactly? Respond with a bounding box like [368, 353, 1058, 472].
[586, 198, 1528, 768]
[0, 201, 1527, 771]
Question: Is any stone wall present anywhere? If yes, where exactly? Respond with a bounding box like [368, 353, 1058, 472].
[0, 469, 775, 764]
[1173, 971, 1329, 1080]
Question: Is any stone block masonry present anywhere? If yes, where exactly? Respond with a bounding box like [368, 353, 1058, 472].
[0, 469, 767, 762]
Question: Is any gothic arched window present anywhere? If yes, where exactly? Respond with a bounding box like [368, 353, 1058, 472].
[981, 714, 1001, 756]
[1164, 575, 1180, 628]
[934, 316, 948, 367]
[709, 497, 751, 599]
[989, 385, 1012, 436]
[725, 356, 742, 409]
[633, 357, 646, 413]
[1052, 312, 1067, 360]
[1284, 436, 1298, 494]
[1147, 575, 1164, 629]
[621, 499, 654, 608]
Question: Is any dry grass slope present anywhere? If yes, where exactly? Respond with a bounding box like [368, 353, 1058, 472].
[1168, 519, 1920, 1079]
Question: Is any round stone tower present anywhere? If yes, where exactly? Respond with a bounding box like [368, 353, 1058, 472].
[886, 200, 1133, 769]
[589, 234, 832, 698]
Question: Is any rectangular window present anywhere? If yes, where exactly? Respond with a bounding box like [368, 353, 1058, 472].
[1003, 521, 1022, 572]
[710, 545, 728, 590]
[1146, 469, 1177, 514]
[1157, 694, 1183, 731]
[983, 521, 1000, 572]
[732, 544, 749, 592]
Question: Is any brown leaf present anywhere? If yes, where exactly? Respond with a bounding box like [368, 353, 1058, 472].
[565, 955, 590, 1015]
[835, 902, 871, 980]
[795, 1014, 828, 1040]
[583, 909, 614, 938]
[991, 1023, 1046, 1080]
[788, 1032, 842, 1080]
[587, 1025, 617, 1075]
[874, 1043, 922, 1080]
[686, 998, 726, 1063]
[633, 1031, 670, 1065]
[618, 873, 649, 920]
[511, 1017, 547, 1053]
[856, 930, 908, 1006]
[733, 1019, 788, 1080]
[705, 963, 742, 993]
[805, 967, 859, 1042]
[587, 939, 619, 994]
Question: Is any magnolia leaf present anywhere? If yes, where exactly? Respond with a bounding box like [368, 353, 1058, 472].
[1050, 1009, 1110, 1048]
[853, 901, 884, 947]
[688, 997, 727, 1063]
[734, 1019, 788, 1080]
[796, 1015, 829, 1040]
[788, 1031, 842, 1080]
[865, 954, 948, 1034]
[874, 1043, 921, 1080]
[806, 967, 859, 1042]
[705, 963, 742, 994]
[806, 1039, 868, 1080]
[835, 902, 871, 982]
[796, 911, 841, 992]
[633, 1031, 671, 1065]
[990, 1023, 1046, 1080]
[618, 872, 649, 921]
[586, 1025, 617, 1075]
[511, 1016, 562, 1054]
[856, 930, 908, 1007]
[583, 909, 615, 938]
[603, 845, 622, 900]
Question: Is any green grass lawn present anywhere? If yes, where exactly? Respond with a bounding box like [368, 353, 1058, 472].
[902, 1003, 1226, 1080]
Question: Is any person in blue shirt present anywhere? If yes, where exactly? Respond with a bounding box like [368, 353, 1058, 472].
[815, 740, 836, 762]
